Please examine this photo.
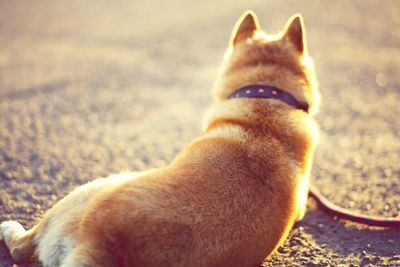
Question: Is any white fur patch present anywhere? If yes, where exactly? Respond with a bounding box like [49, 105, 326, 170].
[37, 171, 141, 266]
[37, 218, 75, 266]
[0, 221, 25, 245]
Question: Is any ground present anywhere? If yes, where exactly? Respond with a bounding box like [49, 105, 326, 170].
[0, 0, 399, 266]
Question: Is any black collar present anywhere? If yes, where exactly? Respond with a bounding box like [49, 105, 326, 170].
[228, 84, 309, 113]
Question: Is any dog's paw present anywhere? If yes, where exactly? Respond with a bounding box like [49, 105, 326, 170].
[0, 221, 25, 241]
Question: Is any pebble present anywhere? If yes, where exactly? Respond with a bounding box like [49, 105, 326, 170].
[304, 251, 312, 257]
[383, 169, 392, 177]
[4, 171, 16, 179]
[376, 72, 388, 87]
[362, 250, 367, 256]
[277, 246, 288, 254]
[292, 236, 306, 246]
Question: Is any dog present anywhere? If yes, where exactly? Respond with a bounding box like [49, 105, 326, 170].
[0, 10, 320, 267]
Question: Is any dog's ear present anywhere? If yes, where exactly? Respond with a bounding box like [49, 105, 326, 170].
[231, 10, 260, 46]
[283, 14, 305, 53]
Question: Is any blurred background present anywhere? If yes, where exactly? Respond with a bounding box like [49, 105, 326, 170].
[0, 1, 399, 266]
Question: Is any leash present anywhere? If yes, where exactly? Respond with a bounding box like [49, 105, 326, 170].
[309, 185, 400, 227]
[229, 84, 400, 228]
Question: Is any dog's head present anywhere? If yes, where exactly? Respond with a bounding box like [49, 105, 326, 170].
[214, 11, 319, 115]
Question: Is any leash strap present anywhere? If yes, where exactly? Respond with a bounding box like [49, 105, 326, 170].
[309, 185, 400, 227]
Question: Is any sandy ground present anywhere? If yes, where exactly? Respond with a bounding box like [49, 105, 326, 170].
[0, 0, 399, 266]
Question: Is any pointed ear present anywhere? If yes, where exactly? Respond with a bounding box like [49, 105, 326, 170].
[283, 14, 305, 53]
[231, 10, 260, 46]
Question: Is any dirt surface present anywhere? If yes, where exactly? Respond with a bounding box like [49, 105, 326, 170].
[1, 1, 399, 266]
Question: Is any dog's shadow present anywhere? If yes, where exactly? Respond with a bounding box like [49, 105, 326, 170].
[303, 207, 399, 257]
[267, 202, 400, 265]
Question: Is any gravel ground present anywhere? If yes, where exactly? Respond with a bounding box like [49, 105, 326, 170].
[0, 1, 399, 266]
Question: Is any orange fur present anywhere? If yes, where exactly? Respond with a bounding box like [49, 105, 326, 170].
[0, 10, 320, 267]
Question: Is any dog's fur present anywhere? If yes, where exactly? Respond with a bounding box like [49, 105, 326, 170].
[0, 11, 320, 267]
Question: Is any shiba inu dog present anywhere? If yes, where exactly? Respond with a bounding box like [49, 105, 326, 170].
[0, 10, 320, 267]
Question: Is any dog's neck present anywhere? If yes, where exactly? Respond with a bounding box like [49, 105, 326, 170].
[227, 84, 309, 113]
